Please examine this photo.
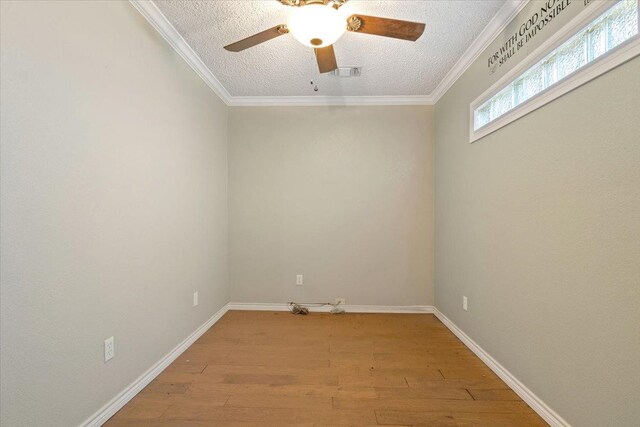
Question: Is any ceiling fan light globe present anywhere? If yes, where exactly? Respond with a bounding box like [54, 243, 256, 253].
[287, 4, 346, 48]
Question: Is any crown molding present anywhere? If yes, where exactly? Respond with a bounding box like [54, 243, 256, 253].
[130, 0, 527, 107]
[430, 0, 529, 103]
[228, 95, 435, 107]
[129, 0, 233, 104]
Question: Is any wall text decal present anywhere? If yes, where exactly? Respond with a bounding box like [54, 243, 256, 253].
[486, 0, 594, 73]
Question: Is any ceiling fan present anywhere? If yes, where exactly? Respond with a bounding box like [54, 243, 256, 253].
[223, 0, 426, 74]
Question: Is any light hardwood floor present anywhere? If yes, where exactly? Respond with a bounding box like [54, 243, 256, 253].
[105, 311, 547, 426]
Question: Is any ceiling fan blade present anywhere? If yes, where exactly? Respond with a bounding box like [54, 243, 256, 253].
[315, 45, 338, 73]
[224, 25, 288, 52]
[347, 15, 425, 41]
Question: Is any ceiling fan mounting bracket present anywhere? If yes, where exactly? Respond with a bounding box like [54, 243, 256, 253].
[346, 16, 362, 32]
[278, 0, 348, 9]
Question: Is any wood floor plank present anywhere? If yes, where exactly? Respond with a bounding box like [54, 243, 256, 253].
[452, 411, 549, 426]
[110, 401, 170, 420]
[333, 397, 530, 413]
[202, 363, 369, 378]
[339, 374, 409, 388]
[375, 386, 473, 401]
[375, 410, 458, 426]
[144, 371, 225, 385]
[439, 367, 501, 380]
[176, 343, 234, 363]
[467, 388, 521, 401]
[161, 406, 378, 424]
[104, 312, 547, 427]
[314, 425, 410, 427]
[207, 354, 330, 369]
[222, 373, 339, 386]
[225, 394, 333, 410]
[163, 361, 208, 374]
[406, 377, 509, 390]
[187, 382, 376, 399]
[141, 381, 190, 395]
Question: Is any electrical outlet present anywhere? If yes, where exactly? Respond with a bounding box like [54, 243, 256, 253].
[296, 274, 303, 286]
[104, 336, 114, 362]
[193, 291, 199, 307]
[463, 296, 468, 311]
[334, 298, 346, 305]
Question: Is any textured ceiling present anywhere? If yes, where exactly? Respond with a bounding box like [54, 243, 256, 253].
[155, 0, 505, 97]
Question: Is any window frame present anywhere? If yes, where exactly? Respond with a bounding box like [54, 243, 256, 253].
[469, 0, 640, 143]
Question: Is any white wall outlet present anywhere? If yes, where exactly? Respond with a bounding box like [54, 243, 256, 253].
[193, 291, 199, 307]
[296, 274, 303, 286]
[334, 298, 346, 305]
[463, 296, 468, 311]
[104, 336, 114, 362]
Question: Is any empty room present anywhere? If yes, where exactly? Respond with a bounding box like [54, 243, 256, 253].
[1, 0, 638, 426]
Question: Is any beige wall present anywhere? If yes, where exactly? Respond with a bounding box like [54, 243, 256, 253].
[0, 2, 228, 426]
[435, 50, 640, 427]
[229, 106, 434, 306]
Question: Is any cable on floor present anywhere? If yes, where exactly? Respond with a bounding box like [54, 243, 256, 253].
[288, 302, 309, 315]
[287, 301, 345, 315]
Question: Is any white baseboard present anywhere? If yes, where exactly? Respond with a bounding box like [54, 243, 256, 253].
[433, 308, 571, 427]
[227, 302, 434, 314]
[79, 304, 229, 427]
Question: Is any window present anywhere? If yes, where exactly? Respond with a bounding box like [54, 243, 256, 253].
[471, 0, 639, 141]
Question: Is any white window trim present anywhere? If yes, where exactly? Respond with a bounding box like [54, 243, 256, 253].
[470, 0, 640, 143]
